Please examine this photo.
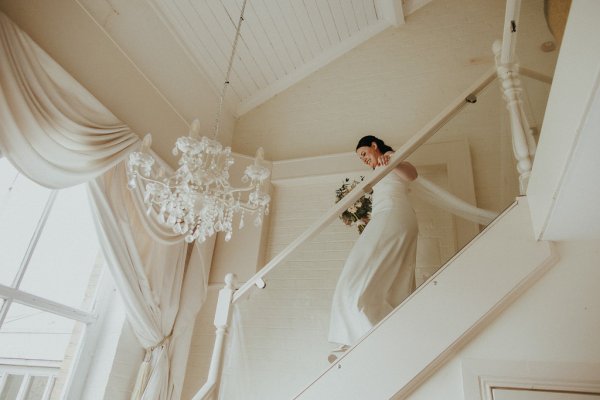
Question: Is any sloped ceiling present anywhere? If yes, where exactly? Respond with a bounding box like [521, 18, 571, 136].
[145, 0, 436, 116]
[120, 0, 430, 116]
[90, 0, 430, 117]
[148, 0, 382, 116]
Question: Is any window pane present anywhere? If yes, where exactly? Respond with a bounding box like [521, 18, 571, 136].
[0, 158, 52, 286]
[25, 376, 50, 400]
[0, 303, 75, 361]
[19, 185, 101, 309]
[0, 374, 23, 399]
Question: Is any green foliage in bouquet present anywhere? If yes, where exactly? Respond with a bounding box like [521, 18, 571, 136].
[335, 177, 372, 234]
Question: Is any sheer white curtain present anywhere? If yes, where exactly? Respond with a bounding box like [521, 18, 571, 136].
[0, 11, 209, 399]
[88, 162, 211, 399]
[0, 12, 137, 188]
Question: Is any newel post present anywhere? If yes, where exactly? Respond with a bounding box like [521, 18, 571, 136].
[192, 273, 237, 400]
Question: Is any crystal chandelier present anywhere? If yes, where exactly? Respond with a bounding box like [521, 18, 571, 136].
[126, 0, 270, 243]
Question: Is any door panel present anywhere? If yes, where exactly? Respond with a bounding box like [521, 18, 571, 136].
[493, 388, 600, 400]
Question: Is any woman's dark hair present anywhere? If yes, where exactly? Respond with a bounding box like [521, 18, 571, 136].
[355, 135, 394, 153]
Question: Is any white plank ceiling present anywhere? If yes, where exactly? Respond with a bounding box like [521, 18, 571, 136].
[146, 0, 429, 116]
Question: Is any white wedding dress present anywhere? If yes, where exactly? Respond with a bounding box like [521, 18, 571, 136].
[328, 167, 497, 346]
[328, 169, 418, 346]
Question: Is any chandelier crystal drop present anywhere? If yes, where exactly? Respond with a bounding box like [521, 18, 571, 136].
[126, 0, 270, 243]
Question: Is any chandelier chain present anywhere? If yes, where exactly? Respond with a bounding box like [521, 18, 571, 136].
[213, 0, 249, 139]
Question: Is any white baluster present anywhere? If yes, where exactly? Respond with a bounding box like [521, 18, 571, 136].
[493, 40, 533, 194]
[517, 97, 538, 158]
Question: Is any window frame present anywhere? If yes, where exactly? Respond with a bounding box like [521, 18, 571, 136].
[0, 189, 97, 324]
[0, 363, 59, 400]
[0, 166, 108, 399]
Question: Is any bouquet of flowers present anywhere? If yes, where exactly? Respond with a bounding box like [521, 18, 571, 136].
[335, 177, 372, 234]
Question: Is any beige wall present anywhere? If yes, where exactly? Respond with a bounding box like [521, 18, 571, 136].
[409, 238, 600, 399]
[232, 0, 557, 161]
[528, 0, 600, 240]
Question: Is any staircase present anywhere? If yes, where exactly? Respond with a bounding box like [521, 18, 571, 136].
[293, 197, 557, 399]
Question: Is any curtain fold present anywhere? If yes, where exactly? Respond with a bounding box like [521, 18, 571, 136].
[168, 241, 212, 399]
[0, 11, 209, 399]
[0, 11, 138, 188]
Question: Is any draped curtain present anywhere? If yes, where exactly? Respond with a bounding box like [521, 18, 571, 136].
[0, 11, 208, 400]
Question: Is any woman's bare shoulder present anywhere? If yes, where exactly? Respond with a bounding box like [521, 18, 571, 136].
[393, 161, 418, 182]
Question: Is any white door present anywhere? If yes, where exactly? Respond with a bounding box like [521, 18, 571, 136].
[493, 388, 600, 400]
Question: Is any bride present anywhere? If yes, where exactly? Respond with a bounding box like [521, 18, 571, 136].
[328, 135, 419, 359]
[328, 135, 496, 362]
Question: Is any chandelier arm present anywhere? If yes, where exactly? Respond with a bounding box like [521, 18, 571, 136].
[132, 173, 263, 198]
[134, 175, 179, 191]
[228, 187, 257, 194]
[134, 175, 165, 186]
[238, 204, 262, 212]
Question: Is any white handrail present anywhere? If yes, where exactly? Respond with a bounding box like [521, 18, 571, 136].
[232, 67, 496, 304]
[500, 0, 521, 65]
[519, 67, 552, 85]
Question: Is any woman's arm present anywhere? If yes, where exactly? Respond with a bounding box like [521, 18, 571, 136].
[378, 151, 418, 182]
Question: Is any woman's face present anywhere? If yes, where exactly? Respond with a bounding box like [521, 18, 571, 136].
[356, 142, 381, 168]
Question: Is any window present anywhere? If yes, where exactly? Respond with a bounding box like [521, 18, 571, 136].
[0, 365, 57, 399]
[0, 158, 104, 399]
